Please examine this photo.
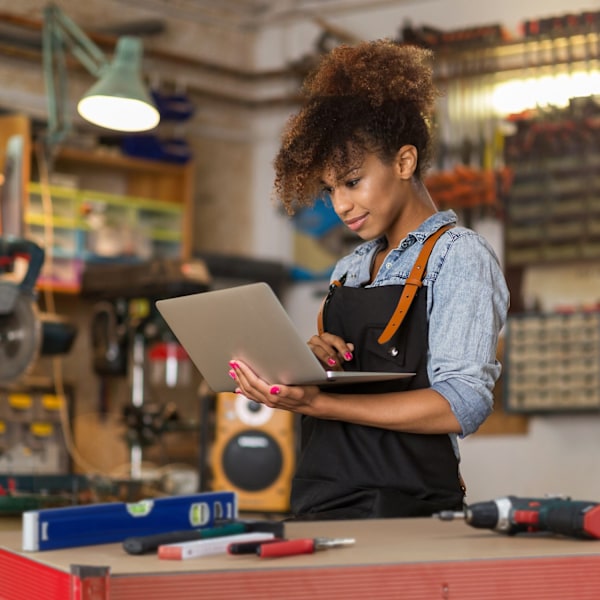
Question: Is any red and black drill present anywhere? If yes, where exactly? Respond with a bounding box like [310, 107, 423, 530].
[435, 495, 600, 539]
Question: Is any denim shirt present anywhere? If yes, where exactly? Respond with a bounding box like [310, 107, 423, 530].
[330, 210, 509, 442]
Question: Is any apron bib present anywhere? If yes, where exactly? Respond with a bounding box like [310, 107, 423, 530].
[290, 283, 464, 520]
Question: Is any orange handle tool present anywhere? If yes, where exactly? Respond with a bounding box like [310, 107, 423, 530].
[257, 537, 355, 558]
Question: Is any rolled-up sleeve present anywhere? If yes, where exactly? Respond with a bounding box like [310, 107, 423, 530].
[427, 230, 509, 436]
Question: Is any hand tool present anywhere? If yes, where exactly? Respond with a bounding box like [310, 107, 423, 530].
[24, 491, 237, 552]
[227, 538, 285, 555]
[257, 537, 355, 558]
[435, 495, 600, 539]
[123, 519, 284, 555]
[159, 532, 274, 560]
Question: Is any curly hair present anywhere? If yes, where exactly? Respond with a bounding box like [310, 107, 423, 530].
[273, 39, 438, 214]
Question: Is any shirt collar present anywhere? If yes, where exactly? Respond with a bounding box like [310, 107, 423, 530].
[407, 210, 457, 245]
[351, 210, 458, 256]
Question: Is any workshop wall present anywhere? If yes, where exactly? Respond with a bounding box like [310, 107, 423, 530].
[0, 1, 268, 259]
[2, 0, 600, 499]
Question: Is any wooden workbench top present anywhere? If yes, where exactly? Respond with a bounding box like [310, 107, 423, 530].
[1, 516, 599, 575]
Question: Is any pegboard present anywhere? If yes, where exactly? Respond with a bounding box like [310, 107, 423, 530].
[504, 311, 600, 413]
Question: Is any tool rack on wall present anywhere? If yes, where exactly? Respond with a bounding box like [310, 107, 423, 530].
[421, 11, 600, 415]
[430, 11, 600, 174]
[504, 102, 600, 264]
[504, 310, 600, 413]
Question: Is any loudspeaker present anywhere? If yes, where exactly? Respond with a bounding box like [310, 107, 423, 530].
[211, 392, 295, 513]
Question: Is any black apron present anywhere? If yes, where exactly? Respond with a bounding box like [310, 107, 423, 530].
[289, 282, 465, 520]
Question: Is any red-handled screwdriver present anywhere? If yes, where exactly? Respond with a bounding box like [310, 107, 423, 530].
[227, 538, 285, 555]
[257, 537, 355, 558]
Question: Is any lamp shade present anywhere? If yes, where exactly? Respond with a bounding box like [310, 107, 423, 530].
[77, 37, 160, 132]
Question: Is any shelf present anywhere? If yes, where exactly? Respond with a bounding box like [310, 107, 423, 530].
[25, 182, 185, 291]
[36, 281, 81, 294]
[26, 141, 195, 293]
[32, 142, 195, 263]
[49, 146, 191, 177]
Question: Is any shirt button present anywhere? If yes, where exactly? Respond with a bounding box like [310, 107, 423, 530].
[385, 262, 392, 269]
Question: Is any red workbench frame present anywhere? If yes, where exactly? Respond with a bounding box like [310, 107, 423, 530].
[2, 519, 600, 599]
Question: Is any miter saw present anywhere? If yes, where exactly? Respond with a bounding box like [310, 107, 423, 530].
[0, 236, 77, 384]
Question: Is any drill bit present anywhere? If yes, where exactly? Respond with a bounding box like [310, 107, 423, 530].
[434, 511, 466, 521]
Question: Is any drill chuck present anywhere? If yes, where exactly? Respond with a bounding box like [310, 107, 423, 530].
[464, 500, 502, 530]
[435, 500, 505, 531]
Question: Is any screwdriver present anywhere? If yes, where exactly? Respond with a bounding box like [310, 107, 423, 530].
[257, 537, 355, 558]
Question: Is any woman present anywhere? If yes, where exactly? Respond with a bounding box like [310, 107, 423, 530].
[228, 39, 509, 519]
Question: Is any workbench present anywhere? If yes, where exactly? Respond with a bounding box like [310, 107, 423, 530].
[1, 516, 599, 599]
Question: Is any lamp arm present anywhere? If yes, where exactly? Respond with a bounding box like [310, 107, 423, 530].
[44, 5, 109, 77]
[43, 18, 69, 149]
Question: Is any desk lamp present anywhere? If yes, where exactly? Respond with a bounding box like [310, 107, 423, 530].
[43, 4, 160, 146]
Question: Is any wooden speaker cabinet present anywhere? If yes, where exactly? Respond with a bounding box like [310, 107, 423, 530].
[211, 392, 295, 513]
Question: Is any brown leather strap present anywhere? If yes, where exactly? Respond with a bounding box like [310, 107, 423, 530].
[377, 224, 454, 345]
[316, 224, 453, 341]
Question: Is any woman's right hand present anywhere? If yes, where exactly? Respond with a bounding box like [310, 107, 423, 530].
[307, 332, 354, 371]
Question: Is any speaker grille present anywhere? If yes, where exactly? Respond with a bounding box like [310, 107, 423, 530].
[222, 430, 283, 492]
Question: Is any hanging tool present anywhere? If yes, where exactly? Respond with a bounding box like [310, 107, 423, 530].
[0, 237, 78, 384]
[435, 495, 600, 539]
[0, 238, 45, 383]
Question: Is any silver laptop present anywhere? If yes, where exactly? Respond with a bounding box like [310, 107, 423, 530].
[155, 282, 414, 393]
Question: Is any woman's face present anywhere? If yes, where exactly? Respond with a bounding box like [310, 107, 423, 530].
[320, 151, 408, 243]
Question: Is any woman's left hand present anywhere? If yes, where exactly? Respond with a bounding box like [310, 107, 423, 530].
[228, 360, 320, 413]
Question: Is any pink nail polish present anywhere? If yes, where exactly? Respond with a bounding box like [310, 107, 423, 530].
[229, 370, 237, 380]
[344, 352, 353, 361]
[229, 361, 239, 369]
[327, 358, 336, 367]
[270, 386, 280, 395]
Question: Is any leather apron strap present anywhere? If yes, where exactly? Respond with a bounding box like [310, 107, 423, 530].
[378, 224, 454, 344]
[317, 224, 454, 341]
[318, 225, 454, 341]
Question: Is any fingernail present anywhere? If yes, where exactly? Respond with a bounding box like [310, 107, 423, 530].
[229, 370, 237, 380]
[270, 386, 280, 395]
[344, 352, 353, 361]
[229, 361, 239, 369]
[327, 358, 336, 367]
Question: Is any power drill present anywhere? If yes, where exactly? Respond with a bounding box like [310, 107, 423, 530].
[435, 496, 600, 539]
